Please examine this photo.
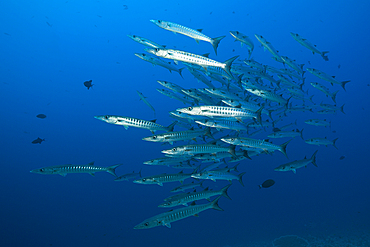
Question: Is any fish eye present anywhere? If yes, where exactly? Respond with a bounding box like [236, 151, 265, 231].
[104, 116, 108, 119]
[188, 107, 193, 111]
[158, 20, 161, 23]
[40, 168, 44, 172]
[152, 136, 157, 139]
[231, 138, 234, 141]
[143, 178, 146, 181]
[144, 222, 149, 226]
[172, 148, 176, 151]
[236, 31, 239, 34]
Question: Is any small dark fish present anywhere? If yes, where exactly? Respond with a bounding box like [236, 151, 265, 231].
[32, 137, 45, 144]
[46, 21, 52, 27]
[259, 179, 275, 189]
[36, 114, 47, 119]
[83, 80, 93, 90]
[332, 130, 336, 133]
[338, 64, 341, 69]
[4, 32, 11, 36]
[339, 156, 345, 160]
[123, 5, 128, 10]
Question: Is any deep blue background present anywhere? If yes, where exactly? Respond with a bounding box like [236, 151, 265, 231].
[1, 0, 369, 246]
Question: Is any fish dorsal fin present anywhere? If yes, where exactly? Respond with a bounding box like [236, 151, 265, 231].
[150, 119, 157, 123]
[87, 162, 95, 166]
[193, 189, 196, 192]
[204, 187, 209, 191]
[189, 127, 194, 130]
[202, 53, 210, 58]
[196, 29, 203, 33]
[179, 170, 183, 174]
[190, 201, 196, 206]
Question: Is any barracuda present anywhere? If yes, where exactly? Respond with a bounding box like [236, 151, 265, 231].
[305, 137, 338, 149]
[221, 137, 291, 158]
[150, 20, 225, 55]
[195, 119, 249, 132]
[159, 184, 231, 208]
[162, 144, 236, 157]
[145, 48, 238, 78]
[133, 171, 192, 186]
[127, 34, 166, 49]
[268, 129, 304, 140]
[230, 31, 254, 58]
[176, 105, 262, 124]
[30, 162, 121, 177]
[205, 88, 244, 101]
[305, 119, 331, 128]
[280, 56, 305, 75]
[94, 115, 177, 134]
[170, 181, 205, 193]
[254, 34, 284, 63]
[306, 68, 350, 91]
[134, 53, 184, 78]
[134, 196, 223, 229]
[275, 150, 318, 173]
[114, 169, 142, 181]
[222, 99, 272, 119]
[156, 88, 196, 105]
[142, 127, 214, 145]
[244, 87, 290, 106]
[290, 32, 329, 61]
[191, 170, 246, 186]
[143, 156, 191, 166]
[310, 82, 338, 103]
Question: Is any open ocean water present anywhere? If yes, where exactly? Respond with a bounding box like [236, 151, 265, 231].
[1, 0, 370, 246]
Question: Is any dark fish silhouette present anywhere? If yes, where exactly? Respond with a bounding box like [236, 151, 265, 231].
[32, 137, 45, 144]
[339, 156, 345, 160]
[36, 114, 47, 119]
[83, 80, 93, 90]
[259, 179, 275, 189]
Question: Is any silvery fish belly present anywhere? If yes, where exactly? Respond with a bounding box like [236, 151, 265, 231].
[133, 171, 192, 186]
[162, 144, 232, 156]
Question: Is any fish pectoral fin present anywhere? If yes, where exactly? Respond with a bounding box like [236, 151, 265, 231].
[123, 125, 129, 130]
[89, 173, 95, 177]
[164, 222, 171, 228]
[193, 214, 199, 217]
[59, 173, 67, 177]
[158, 183, 163, 186]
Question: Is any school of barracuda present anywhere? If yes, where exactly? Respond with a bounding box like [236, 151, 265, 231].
[31, 20, 349, 229]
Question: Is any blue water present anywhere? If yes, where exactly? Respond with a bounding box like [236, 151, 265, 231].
[1, 0, 370, 246]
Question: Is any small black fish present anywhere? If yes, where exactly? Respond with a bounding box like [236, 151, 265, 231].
[36, 114, 47, 119]
[339, 156, 345, 160]
[123, 5, 128, 10]
[32, 137, 45, 144]
[259, 179, 275, 189]
[83, 80, 93, 90]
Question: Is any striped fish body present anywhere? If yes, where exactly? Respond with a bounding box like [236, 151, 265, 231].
[268, 130, 303, 139]
[244, 88, 288, 105]
[177, 105, 261, 123]
[307, 68, 350, 90]
[143, 156, 191, 165]
[134, 196, 223, 229]
[160, 185, 231, 207]
[305, 138, 338, 149]
[280, 56, 304, 75]
[162, 144, 232, 156]
[127, 35, 165, 49]
[114, 171, 141, 181]
[310, 82, 338, 103]
[150, 20, 225, 55]
[195, 119, 249, 132]
[222, 99, 271, 117]
[30, 162, 121, 177]
[290, 33, 329, 61]
[275, 150, 318, 173]
[146, 48, 237, 78]
[191, 171, 245, 186]
[170, 181, 204, 193]
[94, 115, 175, 133]
[305, 119, 331, 127]
[142, 128, 212, 144]
[133, 172, 192, 186]
[221, 137, 291, 158]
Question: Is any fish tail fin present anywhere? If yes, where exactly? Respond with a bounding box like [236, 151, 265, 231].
[178, 67, 185, 79]
[166, 121, 178, 132]
[238, 172, 246, 187]
[243, 150, 251, 160]
[300, 128, 304, 140]
[321, 51, 329, 61]
[211, 196, 224, 211]
[106, 164, 122, 177]
[221, 184, 232, 200]
[256, 106, 264, 126]
[331, 90, 339, 104]
[138, 168, 142, 178]
[211, 36, 226, 55]
[205, 127, 215, 139]
[340, 104, 345, 114]
[341, 80, 350, 91]
[228, 145, 237, 157]
[267, 109, 274, 121]
[232, 163, 240, 173]
[311, 150, 318, 167]
[223, 55, 239, 78]
[280, 140, 292, 159]
[332, 138, 339, 149]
